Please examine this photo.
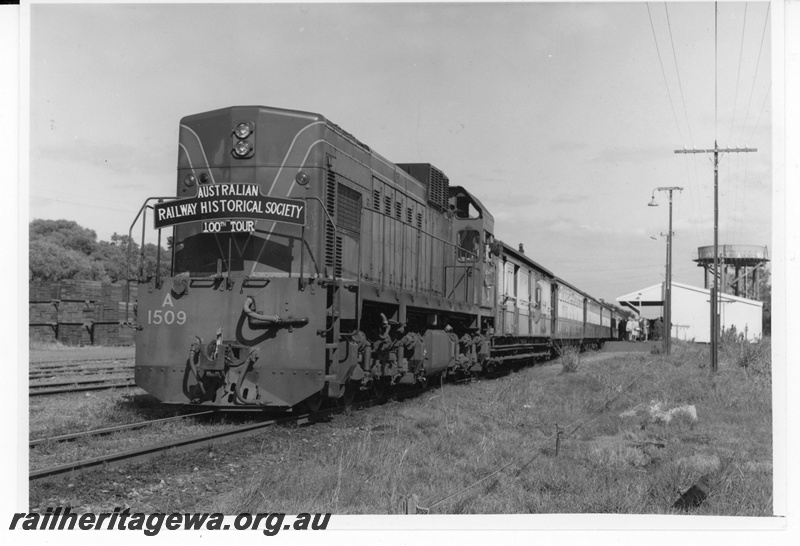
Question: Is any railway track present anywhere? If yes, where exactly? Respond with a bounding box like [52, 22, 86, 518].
[29, 365, 134, 379]
[30, 357, 135, 368]
[29, 386, 429, 482]
[29, 410, 216, 447]
[29, 357, 136, 396]
[29, 379, 138, 396]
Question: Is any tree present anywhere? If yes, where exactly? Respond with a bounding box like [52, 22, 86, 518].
[29, 239, 105, 281]
[29, 220, 170, 282]
[30, 219, 99, 255]
[92, 240, 129, 283]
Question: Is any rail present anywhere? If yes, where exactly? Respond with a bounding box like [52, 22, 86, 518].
[30, 385, 430, 481]
[29, 410, 216, 447]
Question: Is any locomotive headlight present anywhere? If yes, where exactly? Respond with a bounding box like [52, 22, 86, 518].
[234, 121, 253, 139]
[199, 172, 210, 184]
[295, 171, 310, 186]
[233, 140, 253, 157]
[183, 173, 196, 188]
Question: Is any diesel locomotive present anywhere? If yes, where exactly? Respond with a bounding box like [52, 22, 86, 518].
[129, 105, 618, 410]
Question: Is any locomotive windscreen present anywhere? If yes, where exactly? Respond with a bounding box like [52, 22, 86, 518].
[172, 224, 300, 277]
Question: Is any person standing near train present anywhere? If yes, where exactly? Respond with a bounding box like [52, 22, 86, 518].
[654, 317, 663, 341]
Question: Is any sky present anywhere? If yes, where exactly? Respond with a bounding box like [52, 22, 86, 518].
[26, 1, 776, 304]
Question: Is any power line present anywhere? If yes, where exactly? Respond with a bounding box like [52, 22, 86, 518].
[646, 2, 685, 145]
[737, 2, 771, 145]
[664, 2, 695, 148]
[644, 4, 701, 250]
[33, 186, 140, 208]
[727, 2, 749, 145]
[746, 80, 771, 146]
[30, 194, 138, 214]
[725, 2, 748, 241]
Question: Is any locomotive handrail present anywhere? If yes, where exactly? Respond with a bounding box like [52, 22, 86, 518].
[302, 196, 340, 281]
[365, 206, 478, 301]
[367, 207, 478, 260]
[124, 196, 179, 327]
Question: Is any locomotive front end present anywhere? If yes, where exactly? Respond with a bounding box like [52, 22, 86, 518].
[134, 106, 342, 409]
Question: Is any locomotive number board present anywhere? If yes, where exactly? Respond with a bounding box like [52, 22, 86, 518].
[153, 183, 306, 229]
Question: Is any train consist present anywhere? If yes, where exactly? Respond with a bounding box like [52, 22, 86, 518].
[131, 106, 618, 410]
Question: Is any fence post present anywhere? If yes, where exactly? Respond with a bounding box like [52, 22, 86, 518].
[404, 494, 419, 514]
[555, 424, 562, 456]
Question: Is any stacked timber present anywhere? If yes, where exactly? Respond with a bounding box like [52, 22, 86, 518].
[28, 280, 137, 346]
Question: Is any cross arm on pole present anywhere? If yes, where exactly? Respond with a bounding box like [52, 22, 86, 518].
[674, 147, 756, 154]
[673, 142, 757, 373]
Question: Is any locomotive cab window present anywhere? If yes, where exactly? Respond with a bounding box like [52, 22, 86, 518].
[457, 229, 480, 262]
[173, 225, 298, 277]
[451, 189, 484, 220]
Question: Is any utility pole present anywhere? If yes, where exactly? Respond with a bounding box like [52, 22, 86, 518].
[675, 142, 756, 372]
[649, 186, 683, 355]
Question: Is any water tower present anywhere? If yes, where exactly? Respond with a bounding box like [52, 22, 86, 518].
[694, 245, 769, 300]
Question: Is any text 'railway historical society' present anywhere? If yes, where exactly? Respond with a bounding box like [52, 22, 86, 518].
[153, 184, 306, 230]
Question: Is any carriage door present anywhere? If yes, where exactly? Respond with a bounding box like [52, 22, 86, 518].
[582, 298, 588, 338]
[502, 261, 517, 335]
[551, 283, 558, 337]
[452, 228, 479, 302]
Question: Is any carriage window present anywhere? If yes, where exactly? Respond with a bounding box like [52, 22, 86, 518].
[457, 229, 480, 262]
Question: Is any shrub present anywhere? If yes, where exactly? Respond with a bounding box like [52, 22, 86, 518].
[556, 345, 581, 374]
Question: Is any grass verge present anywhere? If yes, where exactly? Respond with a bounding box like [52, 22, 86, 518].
[29, 337, 772, 516]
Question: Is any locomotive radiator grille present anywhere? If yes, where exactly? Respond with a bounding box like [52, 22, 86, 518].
[326, 169, 362, 276]
[325, 169, 337, 273]
[336, 184, 362, 237]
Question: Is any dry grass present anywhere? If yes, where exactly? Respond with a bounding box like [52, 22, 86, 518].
[194, 336, 772, 515]
[29, 338, 772, 517]
[555, 345, 581, 373]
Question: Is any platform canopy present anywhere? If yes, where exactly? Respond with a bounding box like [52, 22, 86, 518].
[615, 283, 664, 320]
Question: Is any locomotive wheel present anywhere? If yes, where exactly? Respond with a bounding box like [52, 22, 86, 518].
[372, 380, 388, 403]
[342, 382, 357, 407]
[295, 390, 324, 414]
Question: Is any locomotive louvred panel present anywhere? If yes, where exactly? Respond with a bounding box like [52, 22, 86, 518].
[325, 169, 337, 270]
[384, 195, 392, 215]
[396, 163, 450, 212]
[427, 166, 449, 212]
[336, 183, 362, 238]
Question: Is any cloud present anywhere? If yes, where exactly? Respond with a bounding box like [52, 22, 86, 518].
[548, 141, 588, 153]
[549, 193, 592, 205]
[590, 145, 674, 164]
[34, 139, 171, 177]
